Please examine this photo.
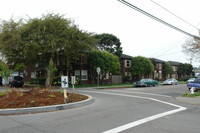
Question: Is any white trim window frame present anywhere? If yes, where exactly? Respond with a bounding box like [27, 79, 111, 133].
[125, 60, 131, 68]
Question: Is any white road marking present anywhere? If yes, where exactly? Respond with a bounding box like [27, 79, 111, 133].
[80, 90, 186, 133]
[126, 88, 144, 91]
[104, 90, 172, 98]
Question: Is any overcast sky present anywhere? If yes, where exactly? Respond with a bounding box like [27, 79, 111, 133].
[1, 0, 200, 67]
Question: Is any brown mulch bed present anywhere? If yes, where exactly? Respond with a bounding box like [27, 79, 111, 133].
[0, 89, 88, 109]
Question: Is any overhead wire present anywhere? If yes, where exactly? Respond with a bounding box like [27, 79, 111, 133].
[150, 0, 199, 30]
[154, 51, 183, 57]
[117, 0, 200, 39]
[148, 37, 186, 57]
[149, 22, 200, 57]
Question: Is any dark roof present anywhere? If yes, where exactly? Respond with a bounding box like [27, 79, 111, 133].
[168, 61, 180, 66]
[121, 54, 132, 59]
[151, 58, 165, 63]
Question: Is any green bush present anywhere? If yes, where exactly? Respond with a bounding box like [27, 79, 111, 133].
[183, 92, 200, 97]
[48, 94, 56, 98]
[0, 92, 5, 97]
[30, 78, 46, 85]
[52, 76, 61, 86]
[123, 75, 131, 83]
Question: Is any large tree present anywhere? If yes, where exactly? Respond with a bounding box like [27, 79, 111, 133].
[131, 56, 154, 80]
[163, 62, 173, 78]
[0, 13, 96, 87]
[178, 63, 193, 79]
[88, 50, 120, 84]
[0, 19, 35, 67]
[182, 37, 200, 61]
[94, 33, 123, 57]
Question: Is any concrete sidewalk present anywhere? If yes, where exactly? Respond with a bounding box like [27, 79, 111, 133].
[176, 96, 200, 105]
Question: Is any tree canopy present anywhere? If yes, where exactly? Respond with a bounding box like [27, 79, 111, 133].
[0, 13, 96, 87]
[88, 50, 120, 74]
[22, 13, 96, 65]
[182, 37, 200, 61]
[163, 62, 173, 77]
[0, 14, 96, 66]
[131, 56, 154, 79]
[0, 19, 31, 66]
[94, 33, 123, 57]
[178, 63, 193, 77]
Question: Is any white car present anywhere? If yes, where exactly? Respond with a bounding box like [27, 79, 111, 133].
[187, 78, 196, 83]
[163, 78, 178, 85]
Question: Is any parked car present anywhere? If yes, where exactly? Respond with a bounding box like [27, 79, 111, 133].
[9, 76, 24, 87]
[134, 78, 158, 87]
[187, 78, 200, 91]
[163, 78, 178, 85]
[187, 78, 196, 83]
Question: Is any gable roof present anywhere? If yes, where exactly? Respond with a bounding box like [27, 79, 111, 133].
[168, 61, 180, 66]
[121, 54, 132, 59]
[151, 58, 165, 63]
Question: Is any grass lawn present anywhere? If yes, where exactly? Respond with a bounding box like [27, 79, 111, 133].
[183, 91, 200, 97]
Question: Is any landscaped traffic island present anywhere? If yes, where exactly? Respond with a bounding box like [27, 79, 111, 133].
[0, 88, 93, 115]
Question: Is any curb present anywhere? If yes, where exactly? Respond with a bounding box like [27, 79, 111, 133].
[0, 94, 93, 115]
[175, 96, 200, 105]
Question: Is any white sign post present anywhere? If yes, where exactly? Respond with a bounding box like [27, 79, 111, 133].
[96, 67, 101, 86]
[71, 76, 76, 91]
[61, 76, 68, 103]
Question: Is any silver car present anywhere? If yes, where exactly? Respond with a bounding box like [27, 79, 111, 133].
[163, 78, 178, 85]
[187, 78, 196, 83]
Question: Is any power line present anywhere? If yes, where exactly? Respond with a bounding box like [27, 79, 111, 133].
[154, 50, 182, 57]
[117, 0, 200, 39]
[150, 0, 199, 30]
[148, 37, 186, 57]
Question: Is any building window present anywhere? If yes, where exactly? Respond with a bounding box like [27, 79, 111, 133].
[75, 70, 88, 80]
[125, 60, 131, 68]
[172, 66, 176, 71]
[81, 70, 88, 80]
[159, 63, 162, 69]
[125, 72, 131, 76]
[31, 72, 36, 78]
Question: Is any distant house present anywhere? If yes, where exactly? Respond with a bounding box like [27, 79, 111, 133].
[21, 51, 191, 85]
[23, 53, 113, 85]
[151, 58, 165, 81]
[120, 54, 132, 83]
[168, 61, 180, 79]
[193, 67, 200, 77]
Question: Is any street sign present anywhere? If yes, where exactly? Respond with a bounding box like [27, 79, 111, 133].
[97, 67, 101, 74]
[96, 67, 101, 86]
[61, 76, 68, 88]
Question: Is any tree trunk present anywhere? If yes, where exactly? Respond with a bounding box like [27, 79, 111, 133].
[45, 68, 50, 88]
[4, 78, 9, 88]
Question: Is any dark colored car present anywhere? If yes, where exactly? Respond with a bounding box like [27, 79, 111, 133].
[0, 76, 2, 86]
[134, 78, 158, 87]
[187, 78, 200, 91]
[9, 76, 24, 87]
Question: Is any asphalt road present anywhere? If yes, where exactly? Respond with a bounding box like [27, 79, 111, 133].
[0, 84, 200, 133]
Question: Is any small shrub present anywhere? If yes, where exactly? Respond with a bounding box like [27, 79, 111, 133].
[30, 78, 46, 85]
[182, 92, 200, 97]
[48, 94, 56, 98]
[58, 90, 63, 94]
[123, 76, 131, 83]
[0, 92, 5, 97]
